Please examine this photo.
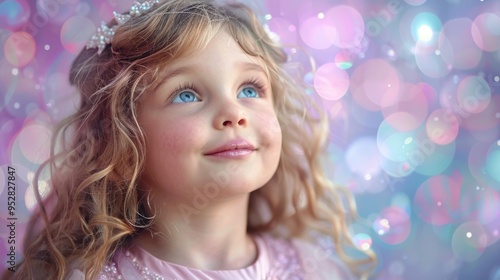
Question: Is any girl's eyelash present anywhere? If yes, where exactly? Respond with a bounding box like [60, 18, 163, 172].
[170, 82, 199, 101]
[242, 77, 268, 95]
[173, 82, 198, 94]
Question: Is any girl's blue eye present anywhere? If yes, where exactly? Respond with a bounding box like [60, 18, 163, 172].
[172, 91, 199, 103]
[238, 87, 259, 98]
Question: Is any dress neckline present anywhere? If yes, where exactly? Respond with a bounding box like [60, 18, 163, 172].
[125, 234, 270, 277]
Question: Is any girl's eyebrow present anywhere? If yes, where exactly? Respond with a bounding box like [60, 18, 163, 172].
[236, 61, 267, 75]
[159, 61, 268, 85]
[160, 66, 193, 82]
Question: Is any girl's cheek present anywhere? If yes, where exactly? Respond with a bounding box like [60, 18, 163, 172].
[254, 110, 282, 145]
[156, 120, 205, 153]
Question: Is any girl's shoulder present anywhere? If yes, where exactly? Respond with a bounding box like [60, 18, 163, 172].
[291, 235, 356, 280]
[260, 233, 356, 280]
[66, 247, 147, 280]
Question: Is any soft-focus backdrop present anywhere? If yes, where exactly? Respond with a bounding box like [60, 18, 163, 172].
[1, 0, 500, 279]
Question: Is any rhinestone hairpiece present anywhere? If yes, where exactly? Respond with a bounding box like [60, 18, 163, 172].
[86, 0, 160, 55]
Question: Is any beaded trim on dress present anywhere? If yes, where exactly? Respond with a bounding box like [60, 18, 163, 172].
[97, 250, 167, 280]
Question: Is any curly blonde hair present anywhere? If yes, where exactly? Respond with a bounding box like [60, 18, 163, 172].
[13, 0, 375, 279]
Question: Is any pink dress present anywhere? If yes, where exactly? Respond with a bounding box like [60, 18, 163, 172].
[67, 234, 355, 279]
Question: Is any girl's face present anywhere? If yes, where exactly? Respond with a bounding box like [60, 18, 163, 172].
[138, 31, 282, 203]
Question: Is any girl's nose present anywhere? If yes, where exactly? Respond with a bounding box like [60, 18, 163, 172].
[213, 99, 248, 130]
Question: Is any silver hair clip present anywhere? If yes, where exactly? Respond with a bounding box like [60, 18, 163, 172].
[86, 0, 160, 55]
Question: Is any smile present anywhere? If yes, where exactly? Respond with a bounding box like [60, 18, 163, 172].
[205, 149, 255, 159]
[204, 138, 257, 159]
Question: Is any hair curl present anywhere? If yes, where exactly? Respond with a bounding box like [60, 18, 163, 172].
[12, 1, 376, 279]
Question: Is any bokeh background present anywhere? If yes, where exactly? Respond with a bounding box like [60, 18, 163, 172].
[1, 0, 500, 279]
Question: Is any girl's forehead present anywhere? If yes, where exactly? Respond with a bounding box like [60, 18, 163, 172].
[155, 31, 268, 78]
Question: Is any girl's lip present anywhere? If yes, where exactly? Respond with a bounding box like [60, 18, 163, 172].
[204, 138, 256, 156]
[205, 149, 255, 158]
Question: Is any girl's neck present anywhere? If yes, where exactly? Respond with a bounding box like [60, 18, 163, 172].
[133, 193, 257, 270]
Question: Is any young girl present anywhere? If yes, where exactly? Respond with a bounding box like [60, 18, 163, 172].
[12, 0, 375, 279]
